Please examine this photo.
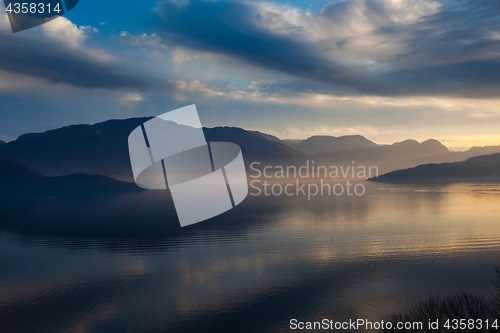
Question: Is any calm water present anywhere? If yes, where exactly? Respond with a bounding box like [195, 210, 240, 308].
[0, 182, 499, 332]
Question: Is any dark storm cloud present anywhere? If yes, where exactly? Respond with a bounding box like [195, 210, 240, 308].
[0, 30, 155, 90]
[156, 0, 500, 98]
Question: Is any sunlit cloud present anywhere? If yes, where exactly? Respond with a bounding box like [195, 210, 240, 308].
[173, 79, 224, 99]
[41, 16, 89, 48]
[122, 92, 143, 102]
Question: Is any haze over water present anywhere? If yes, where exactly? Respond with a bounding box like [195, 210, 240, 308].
[0, 182, 499, 332]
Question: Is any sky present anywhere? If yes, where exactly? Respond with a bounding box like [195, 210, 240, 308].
[0, 0, 499, 149]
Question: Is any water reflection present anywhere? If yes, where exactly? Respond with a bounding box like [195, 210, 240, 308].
[0, 182, 499, 332]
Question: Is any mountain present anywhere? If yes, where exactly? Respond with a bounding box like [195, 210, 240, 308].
[0, 140, 5, 146]
[374, 139, 450, 173]
[379, 139, 449, 160]
[287, 135, 378, 156]
[369, 153, 500, 183]
[0, 156, 43, 179]
[281, 135, 500, 175]
[454, 145, 500, 160]
[0, 118, 150, 182]
[284, 136, 450, 161]
[0, 119, 307, 182]
[282, 135, 450, 173]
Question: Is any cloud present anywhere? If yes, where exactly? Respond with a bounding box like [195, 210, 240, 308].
[0, 13, 155, 91]
[173, 79, 224, 99]
[167, 76, 500, 125]
[171, 47, 219, 65]
[122, 92, 143, 102]
[40, 16, 89, 48]
[155, 0, 500, 98]
[119, 31, 167, 49]
[156, 0, 365, 90]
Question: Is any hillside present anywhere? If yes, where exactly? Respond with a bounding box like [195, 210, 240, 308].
[0, 156, 141, 196]
[0, 160, 141, 197]
[369, 153, 500, 183]
[204, 127, 307, 166]
[0, 173, 142, 196]
[248, 131, 282, 142]
[0, 156, 43, 179]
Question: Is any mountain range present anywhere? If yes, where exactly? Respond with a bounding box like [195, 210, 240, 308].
[0, 119, 307, 182]
[1, 117, 500, 183]
[260, 134, 500, 175]
[369, 153, 500, 183]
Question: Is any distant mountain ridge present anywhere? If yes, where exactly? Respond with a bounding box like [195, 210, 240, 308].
[369, 153, 500, 183]
[276, 135, 450, 174]
[264, 134, 500, 175]
[284, 135, 450, 160]
[288, 135, 378, 155]
[0, 140, 5, 146]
